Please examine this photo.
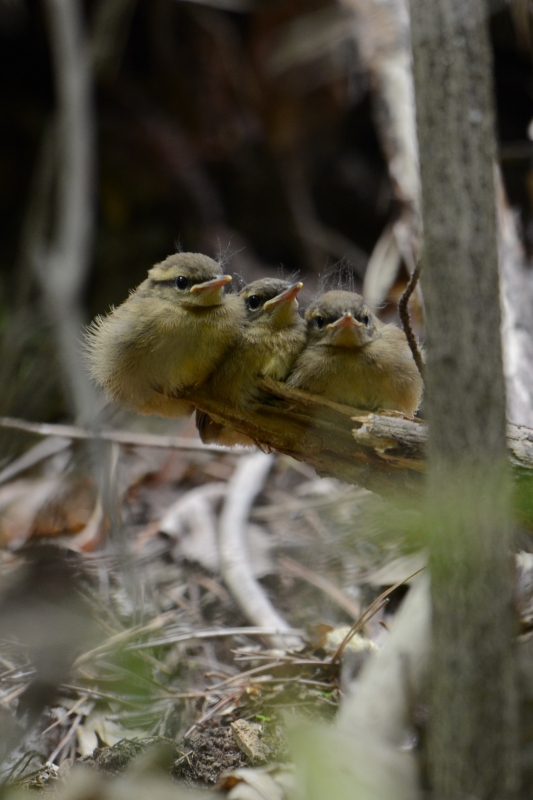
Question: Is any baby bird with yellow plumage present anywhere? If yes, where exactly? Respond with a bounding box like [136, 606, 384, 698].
[287, 290, 423, 415]
[85, 252, 244, 417]
[197, 277, 307, 444]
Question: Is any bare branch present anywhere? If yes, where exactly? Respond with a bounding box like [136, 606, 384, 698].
[32, 0, 96, 421]
[190, 380, 427, 499]
[3, 382, 533, 500]
[0, 416, 247, 454]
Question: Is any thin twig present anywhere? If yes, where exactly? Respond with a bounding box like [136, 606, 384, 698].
[42, 695, 89, 735]
[59, 684, 144, 707]
[279, 556, 361, 620]
[251, 489, 355, 520]
[73, 611, 178, 668]
[207, 657, 334, 693]
[398, 252, 425, 378]
[0, 752, 42, 784]
[331, 566, 426, 663]
[0, 416, 245, 453]
[0, 683, 31, 705]
[184, 688, 243, 738]
[47, 714, 82, 764]
[124, 626, 305, 651]
[0, 436, 72, 487]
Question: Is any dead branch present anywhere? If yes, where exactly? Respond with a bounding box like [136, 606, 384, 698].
[0, 416, 246, 453]
[3, 382, 533, 501]
[186, 380, 428, 500]
[34, 0, 96, 422]
[219, 452, 302, 649]
[187, 380, 533, 499]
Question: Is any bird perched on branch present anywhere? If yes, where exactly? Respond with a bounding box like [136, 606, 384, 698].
[197, 277, 307, 444]
[287, 290, 423, 415]
[85, 253, 244, 417]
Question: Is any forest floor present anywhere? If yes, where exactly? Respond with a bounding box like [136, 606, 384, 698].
[0, 410, 425, 796]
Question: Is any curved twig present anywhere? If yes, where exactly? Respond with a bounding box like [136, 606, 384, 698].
[218, 451, 303, 649]
[331, 567, 426, 664]
[337, 574, 431, 748]
[398, 256, 425, 378]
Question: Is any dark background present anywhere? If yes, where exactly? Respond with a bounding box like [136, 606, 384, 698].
[0, 0, 532, 421]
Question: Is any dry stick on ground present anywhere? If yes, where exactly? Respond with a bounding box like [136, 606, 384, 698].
[124, 627, 305, 652]
[48, 714, 82, 765]
[279, 556, 361, 620]
[331, 567, 426, 664]
[0, 416, 246, 488]
[218, 451, 303, 650]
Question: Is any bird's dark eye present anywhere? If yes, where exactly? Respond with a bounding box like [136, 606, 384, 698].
[315, 316, 326, 329]
[176, 276, 189, 290]
[247, 295, 262, 310]
[362, 314, 369, 326]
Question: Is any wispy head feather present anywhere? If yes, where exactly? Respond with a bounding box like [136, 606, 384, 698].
[316, 258, 360, 300]
[276, 263, 300, 285]
[214, 237, 245, 272]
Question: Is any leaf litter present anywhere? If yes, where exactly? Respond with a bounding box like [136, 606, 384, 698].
[0, 418, 424, 793]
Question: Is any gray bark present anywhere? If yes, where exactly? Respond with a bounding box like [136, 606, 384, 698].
[408, 0, 518, 797]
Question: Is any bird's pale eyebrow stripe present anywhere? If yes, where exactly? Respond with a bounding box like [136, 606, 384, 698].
[151, 278, 178, 287]
[152, 278, 206, 288]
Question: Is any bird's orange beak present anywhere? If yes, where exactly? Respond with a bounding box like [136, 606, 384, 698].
[326, 312, 365, 347]
[263, 282, 303, 311]
[326, 312, 363, 330]
[190, 275, 232, 294]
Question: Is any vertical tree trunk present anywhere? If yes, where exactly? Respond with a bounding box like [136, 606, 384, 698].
[407, 1, 518, 797]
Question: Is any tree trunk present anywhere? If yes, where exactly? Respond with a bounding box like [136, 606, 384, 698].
[408, 0, 518, 797]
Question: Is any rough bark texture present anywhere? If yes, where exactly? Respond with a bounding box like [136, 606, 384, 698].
[408, 1, 518, 797]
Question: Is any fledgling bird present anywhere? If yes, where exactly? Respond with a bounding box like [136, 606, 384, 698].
[287, 290, 423, 415]
[84, 252, 244, 417]
[197, 277, 307, 444]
